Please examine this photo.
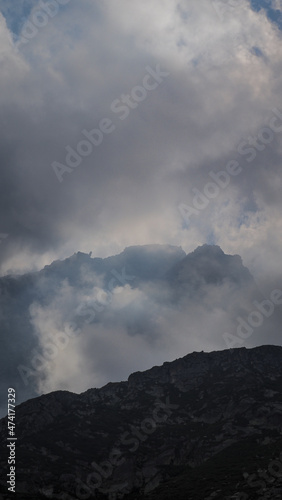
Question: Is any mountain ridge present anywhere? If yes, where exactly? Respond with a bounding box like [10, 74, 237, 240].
[1, 345, 282, 499]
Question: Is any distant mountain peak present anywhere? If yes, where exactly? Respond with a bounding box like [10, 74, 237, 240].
[167, 243, 253, 288]
[192, 243, 225, 255]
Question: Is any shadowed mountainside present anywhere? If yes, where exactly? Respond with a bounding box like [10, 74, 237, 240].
[1, 345, 282, 499]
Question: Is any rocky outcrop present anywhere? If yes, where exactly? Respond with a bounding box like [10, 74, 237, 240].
[1, 345, 282, 499]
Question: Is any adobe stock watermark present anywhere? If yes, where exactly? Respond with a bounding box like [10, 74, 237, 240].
[17, 267, 135, 387]
[72, 396, 179, 500]
[223, 288, 282, 349]
[17, 0, 70, 47]
[233, 451, 282, 500]
[178, 108, 282, 225]
[52, 64, 170, 183]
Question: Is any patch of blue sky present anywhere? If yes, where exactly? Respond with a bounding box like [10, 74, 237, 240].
[251, 46, 264, 57]
[250, 0, 282, 30]
[0, 1, 103, 47]
[0, 0, 37, 35]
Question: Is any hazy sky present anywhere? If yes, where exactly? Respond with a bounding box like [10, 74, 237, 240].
[0, 0, 280, 286]
[0, 0, 282, 415]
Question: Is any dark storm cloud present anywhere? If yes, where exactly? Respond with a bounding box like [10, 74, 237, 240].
[0, 0, 282, 414]
[0, 0, 281, 276]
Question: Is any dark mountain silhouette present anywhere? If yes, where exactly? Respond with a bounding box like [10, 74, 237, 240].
[1, 345, 282, 499]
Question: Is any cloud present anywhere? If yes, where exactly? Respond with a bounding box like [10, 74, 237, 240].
[0, 1, 282, 414]
[0, 242, 281, 418]
[0, 0, 280, 281]
[5, 245, 266, 402]
[27, 273, 265, 397]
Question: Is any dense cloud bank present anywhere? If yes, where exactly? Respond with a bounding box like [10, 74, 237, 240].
[1, 244, 281, 417]
[0, 1, 280, 286]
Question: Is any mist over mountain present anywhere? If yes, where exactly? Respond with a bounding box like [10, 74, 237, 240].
[42, 244, 186, 287]
[1, 243, 281, 419]
[167, 244, 254, 288]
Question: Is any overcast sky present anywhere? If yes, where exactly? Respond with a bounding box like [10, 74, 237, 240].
[0, 1, 282, 414]
[0, 0, 280, 285]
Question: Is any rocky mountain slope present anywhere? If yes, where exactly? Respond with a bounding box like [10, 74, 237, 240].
[1, 345, 282, 499]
